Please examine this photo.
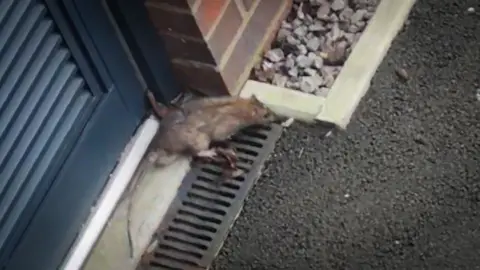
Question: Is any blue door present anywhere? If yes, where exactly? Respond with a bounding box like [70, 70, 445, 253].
[0, 0, 148, 268]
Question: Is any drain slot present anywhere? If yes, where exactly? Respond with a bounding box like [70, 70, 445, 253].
[140, 124, 283, 270]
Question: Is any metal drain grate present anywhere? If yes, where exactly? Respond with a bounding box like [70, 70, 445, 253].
[138, 123, 283, 270]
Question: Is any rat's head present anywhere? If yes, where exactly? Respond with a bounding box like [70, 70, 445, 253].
[248, 95, 287, 124]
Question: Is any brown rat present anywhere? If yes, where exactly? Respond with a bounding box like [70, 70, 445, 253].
[145, 90, 284, 168]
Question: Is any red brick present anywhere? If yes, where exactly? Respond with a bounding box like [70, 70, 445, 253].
[242, 0, 256, 11]
[160, 32, 216, 64]
[172, 61, 227, 96]
[147, 5, 202, 38]
[223, 0, 290, 93]
[208, 1, 243, 63]
[195, 0, 228, 36]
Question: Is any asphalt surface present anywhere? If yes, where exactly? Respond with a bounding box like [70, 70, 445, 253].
[212, 1, 480, 269]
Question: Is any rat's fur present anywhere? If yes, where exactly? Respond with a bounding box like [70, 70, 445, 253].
[145, 90, 283, 167]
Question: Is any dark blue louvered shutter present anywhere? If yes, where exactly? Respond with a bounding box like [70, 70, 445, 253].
[0, 0, 147, 269]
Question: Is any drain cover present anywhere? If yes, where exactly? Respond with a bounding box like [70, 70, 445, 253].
[138, 124, 283, 270]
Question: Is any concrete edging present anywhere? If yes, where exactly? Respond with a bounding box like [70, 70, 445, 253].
[317, 0, 417, 129]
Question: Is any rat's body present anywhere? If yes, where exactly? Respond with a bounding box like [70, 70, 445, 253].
[145, 90, 282, 167]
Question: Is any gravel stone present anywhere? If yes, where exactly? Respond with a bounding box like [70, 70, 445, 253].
[316, 3, 331, 19]
[288, 66, 299, 77]
[295, 54, 314, 68]
[272, 73, 289, 87]
[312, 55, 324, 69]
[292, 18, 303, 28]
[339, 7, 355, 21]
[299, 75, 322, 93]
[296, 3, 305, 19]
[309, 21, 326, 32]
[265, 48, 285, 63]
[314, 86, 330, 96]
[304, 68, 317, 76]
[276, 28, 292, 41]
[286, 35, 300, 45]
[281, 21, 293, 29]
[293, 25, 308, 37]
[297, 44, 308, 55]
[351, 9, 368, 24]
[309, 0, 327, 6]
[285, 54, 296, 68]
[331, 0, 346, 11]
[261, 60, 274, 71]
[306, 36, 321, 51]
[286, 80, 300, 89]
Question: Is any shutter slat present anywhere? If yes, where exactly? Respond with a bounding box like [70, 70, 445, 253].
[0, 0, 16, 28]
[0, 0, 32, 53]
[0, 4, 45, 84]
[0, 19, 52, 118]
[0, 28, 58, 167]
[0, 49, 73, 222]
[0, 34, 61, 144]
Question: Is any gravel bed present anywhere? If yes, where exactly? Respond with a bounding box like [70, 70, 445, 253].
[252, 0, 379, 96]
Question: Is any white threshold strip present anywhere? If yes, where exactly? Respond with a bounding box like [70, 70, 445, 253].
[61, 116, 159, 270]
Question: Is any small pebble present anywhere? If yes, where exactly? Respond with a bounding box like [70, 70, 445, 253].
[304, 68, 317, 76]
[312, 55, 324, 69]
[286, 35, 300, 45]
[293, 26, 308, 37]
[281, 117, 295, 127]
[285, 55, 296, 68]
[306, 37, 321, 51]
[288, 66, 299, 77]
[297, 3, 305, 19]
[309, 22, 326, 32]
[277, 28, 292, 41]
[351, 9, 368, 24]
[299, 75, 323, 93]
[331, 0, 346, 11]
[476, 89, 480, 101]
[261, 60, 274, 71]
[292, 18, 303, 28]
[467, 7, 475, 13]
[316, 3, 331, 19]
[297, 44, 308, 55]
[265, 48, 285, 62]
[314, 87, 330, 97]
[272, 73, 289, 87]
[281, 21, 293, 29]
[286, 80, 301, 89]
[323, 73, 335, 87]
[310, 0, 326, 6]
[296, 54, 314, 68]
[339, 7, 355, 21]
[395, 67, 409, 81]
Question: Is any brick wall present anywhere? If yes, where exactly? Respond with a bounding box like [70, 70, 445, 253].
[145, 0, 292, 96]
